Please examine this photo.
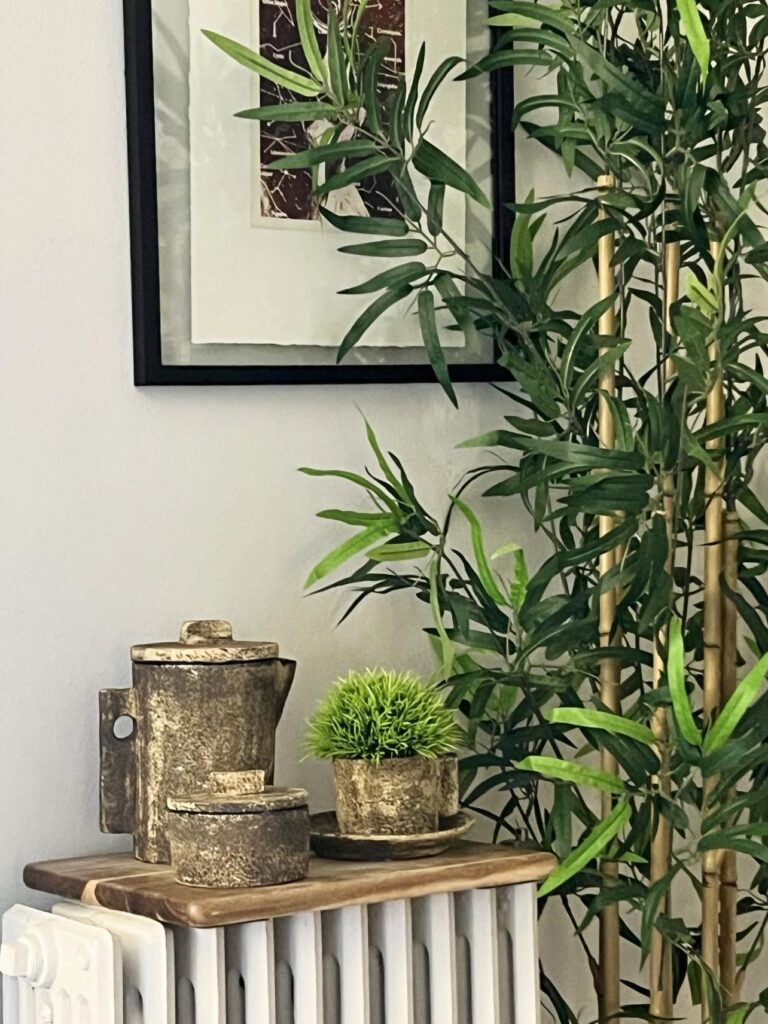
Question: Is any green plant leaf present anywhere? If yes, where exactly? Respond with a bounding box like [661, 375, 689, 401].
[703, 652, 768, 754]
[427, 182, 445, 237]
[296, 0, 326, 84]
[517, 755, 625, 795]
[337, 285, 412, 362]
[361, 39, 388, 135]
[418, 290, 457, 407]
[416, 56, 463, 126]
[340, 263, 429, 296]
[338, 239, 429, 258]
[304, 524, 390, 588]
[202, 30, 321, 97]
[299, 467, 397, 509]
[413, 140, 489, 208]
[539, 800, 631, 898]
[269, 138, 377, 170]
[368, 541, 432, 562]
[235, 102, 341, 122]
[326, 7, 346, 102]
[640, 865, 680, 961]
[547, 709, 656, 746]
[676, 0, 711, 81]
[315, 155, 399, 197]
[429, 559, 455, 682]
[451, 497, 508, 604]
[320, 207, 408, 237]
[667, 619, 702, 746]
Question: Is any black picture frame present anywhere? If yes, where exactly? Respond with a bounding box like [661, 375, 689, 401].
[124, 0, 514, 386]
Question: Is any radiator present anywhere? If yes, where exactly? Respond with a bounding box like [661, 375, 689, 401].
[1, 883, 540, 1024]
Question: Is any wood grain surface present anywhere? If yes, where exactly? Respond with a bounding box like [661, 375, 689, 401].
[24, 842, 556, 929]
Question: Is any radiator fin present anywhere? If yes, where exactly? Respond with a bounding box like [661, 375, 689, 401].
[2, 885, 541, 1024]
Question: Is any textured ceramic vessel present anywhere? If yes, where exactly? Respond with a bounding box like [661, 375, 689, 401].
[99, 620, 296, 864]
[168, 770, 309, 888]
[437, 754, 460, 818]
[333, 756, 439, 836]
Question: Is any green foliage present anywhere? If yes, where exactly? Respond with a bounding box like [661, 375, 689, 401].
[306, 668, 459, 764]
[206, 1, 768, 1019]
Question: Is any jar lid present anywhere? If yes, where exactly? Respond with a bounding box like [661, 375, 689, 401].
[132, 621, 280, 664]
[167, 770, 308, 815]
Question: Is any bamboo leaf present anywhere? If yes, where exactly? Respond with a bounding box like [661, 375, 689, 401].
[517, 755, 626, 795]
[296, 0, 326, 84]
[269, 138, 377, 170]
[338, 239, 428, 258]
[703, 652, 768, 754]
[235, 102, 341, 122]
[368, 541, 432, 562]
[337, 286, 412, 362]
[304, 525, 390, 588]
[326, 7, 346, 102]
[451, 497, 508, 604]
[340, 263, 428, 296]
[418, 290, 457, 407]
[315, 155, 399, 197]
[547, 709, 656, 747]
[321, 207, 408, 237]
[413, 140, 489, 208]
[429, 559, 455, 682]
[298, 467, 397, 509]
[202, 30, 321, 97]
[538, 801, 631, 898]
[364, 418, 404, 495]
[427, 182, 446, 237]
[416, 56, 463, 126]
[667, 619, 702, 746]
[640, 865, 681, 961]
[676, 0, 711, 81]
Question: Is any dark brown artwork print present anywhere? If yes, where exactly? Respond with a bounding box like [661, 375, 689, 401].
[258, 0, 406, 221]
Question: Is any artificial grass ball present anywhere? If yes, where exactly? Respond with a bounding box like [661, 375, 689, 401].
[307, 668, 459, 765]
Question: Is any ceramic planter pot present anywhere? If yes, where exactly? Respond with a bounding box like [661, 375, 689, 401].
[333, 756, 439, 836]
[437, 754, 460, 818]
[168, 769, 309, 888]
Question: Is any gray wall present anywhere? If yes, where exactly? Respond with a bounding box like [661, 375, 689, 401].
[0, 0, 596, 1013]
[0, 0, 506, 901]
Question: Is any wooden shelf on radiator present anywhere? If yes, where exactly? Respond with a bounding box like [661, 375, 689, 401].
[24, 841, 556, 929]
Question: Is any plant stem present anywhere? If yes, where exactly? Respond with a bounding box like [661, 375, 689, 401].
[649, 234, 680, 1022]
[702, 239, 725, 1024]
[597, 173, 621, 1024]
[719, 510, 740, 1005]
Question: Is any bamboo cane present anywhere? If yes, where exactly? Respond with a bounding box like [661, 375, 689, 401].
[649, 236, 680, 1022]
[702, 239, 724, 1023]
[597, 174, 621, 1024]
[718, 510, 739, 1003]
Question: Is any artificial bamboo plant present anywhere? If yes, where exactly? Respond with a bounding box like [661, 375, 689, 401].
[206, 1, 768, 1020]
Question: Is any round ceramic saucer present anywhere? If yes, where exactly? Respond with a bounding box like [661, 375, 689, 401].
[309, 811, 474, 861]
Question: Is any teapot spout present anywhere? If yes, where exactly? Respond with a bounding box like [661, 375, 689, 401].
[275, 659, 297, 721]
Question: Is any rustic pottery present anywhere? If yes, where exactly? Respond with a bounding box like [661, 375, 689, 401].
[333, 756, 439, 836]
[99, 620, 296, 864]
[310, 810, 474, 861]
[437, 754, 460, 818]
[167, 769, 309, 888]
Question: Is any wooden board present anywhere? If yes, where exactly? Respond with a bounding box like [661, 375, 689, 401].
[24, 843, 556, 929]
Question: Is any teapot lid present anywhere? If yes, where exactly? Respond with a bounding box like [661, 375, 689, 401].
[167, 770, 308, 815]
[131, 620, 280, 664]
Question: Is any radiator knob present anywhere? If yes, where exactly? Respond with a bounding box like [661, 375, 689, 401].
[0, 936, 37, 979]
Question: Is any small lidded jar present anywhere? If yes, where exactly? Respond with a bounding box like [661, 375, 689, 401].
[167, 770, 309, 888]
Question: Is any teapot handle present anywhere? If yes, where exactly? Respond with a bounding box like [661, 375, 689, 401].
[99, 688, 138, 835]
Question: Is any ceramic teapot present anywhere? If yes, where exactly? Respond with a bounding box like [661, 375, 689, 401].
[99, 620, 296, 864]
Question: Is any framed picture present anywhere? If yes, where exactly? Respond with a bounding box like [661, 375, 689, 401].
[124, 0, 514, 386]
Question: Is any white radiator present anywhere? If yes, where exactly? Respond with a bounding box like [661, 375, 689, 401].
[1, 884, 540, 1024]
